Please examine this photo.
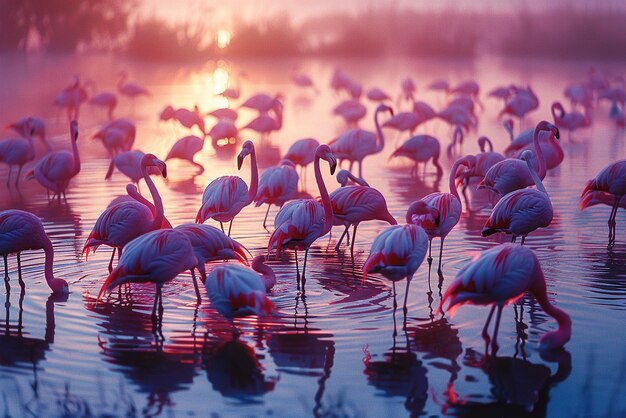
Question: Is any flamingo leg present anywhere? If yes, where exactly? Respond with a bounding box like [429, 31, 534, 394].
[511, 235, 517, 243]
[263, 204, 271, 230]
[3, 254, 9, 283]
[294, 249, 300, 291]
[191, 269, 201, 304]
[350, 224, 358, 258]
[335, 225, 349, 252]
[437, 238, 445, 279]
[220, 222, 225, 233]
[7, 166, 12, 187]
[609, 197, 620, 244]
[520, 235, 526, 245]
[228, 221, 233, 237]
[482, 305, 496, 342]
[491, 305, 504, 354]
[358, 160, 363, 179]
[301, 249, 309, 294]
[392, 281, 398, 338]
[108, 248, 117, 273]
[63, 192, 68, 205]
[15, 165, 23, 187]
[16, 253, 24, 288]
[427, 239, 433, 266]
[151, 283, 162, 324]
[402, 274, 413, 329]
[462, 180, 470, 211]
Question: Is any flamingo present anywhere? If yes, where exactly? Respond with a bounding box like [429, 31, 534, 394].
[83, 153, 167, 272]
[110, 184, 172, 228]
[292, 70, 318, 93]
[5, 116, 49, 151]
[398, 77, 416, 106]
[105, 150, 152, 185]
[478, 121, 558, 197]
[428, 80, 450, 94]
[206, 107, 238, 122]
[336, 169, 369, 187]
[366, 87, 391, 102]
[267, 144, 337, 293]
[53, 75, 88, 122]
[88, 92, 118, 121]
[406, 155, 474, 278]
[242, 102, 283, 140]
[564, 83, 593, 111]
[389, 134, 443, 178]
[333, 99, 367, 127]
[488, 85, 513, 104]
[499, 85, 539, 125]
[165, 135, 205, 174]
[92, 118, 136, 156]
[208, 118, 238, 147]
[0, 119, 35, 187]
[174, 223, 249, 282]
[362, 224, 429, 325]
[240, 93, 282, 113]
[438, 243, 571, 352]
[382, 109, 428, 137]
[329, 103, 393, 178]
[437, 105, 476, 132]
[205, 255, 276, 317]
[117, 71, 150, 99]
[254, 159, 299, 229]
[511, 131, 564, 171]
[330, 183, 397, 254]
[283, 137, 320, 181]
[581, 159, 626, 244]
[551, 101, 591, 137]
[97, 229, 199, 326]
[450, 81, 483, 109]
[26, 120, 80, 203]
[0, 209, 69, 294]
[160, 105, 206, 136]
[482, 150, 553, 244]
[196, 140, 258, 235]
[446, 126, 465, 157]
[330, 68, 353, 96]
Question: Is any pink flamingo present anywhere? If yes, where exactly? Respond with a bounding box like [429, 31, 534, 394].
[455, 137, 505, 209]
[446, 126, 465, 157]
[174, 223, 249, 282]
[437, 106, 476, 132]
[283, 137, 320, 181]
[367, 87, 391, 102]
[92, 118, 136, 156]
[83, 153, 167, 272]
[165, 135, 205, 174]
[329, 103, 393, 178]
[206, 107, 238, 122]
[292, 70, 318, 93]
[217, 73, 244, 100]
[362, 224, 429, 325]
[242, 102, 283, 140]
[240, 93, 283, 113]
[551, 101, 591, 137]
[26, 120, 80, 203]
[478, 121, 558, 197]
[208, 118, 238, 147]
[0, 209, 70, 294]
[54, 75, 88, 122]
[488, 85, 513, 104]
[333, 99, 367, 127]
[330, 183, 397, 254]
[268, 145, 337, 293]
[160, 105, 206, 136]
[97, 229, 200, 326]
[117, 71, 150, 99]
[109, 184, 172, 228]
[88, 92, 118, 121]
[428, 80, 450, 94]
[439, 243, 571, 352]
[389, 134, 443, 178]
[499, 85, 539, 125]
[336, 169, 369, 187]
[5, 116, 49, 151]
[105, 150, 151, 185]
[581, 159, 626, 244]
[382, 109, 427, 137]
[0, 119, 35, 187]
[205, 255, 276, 317]
[196, 140, 258, 235]
[398, 77, 416, 105]
[511, 132, 564, 171]
[450, 80, 483, 109]
[406, 156, 474, 278]
[254, 159, 299, 229]
[482, 150, 553, 244]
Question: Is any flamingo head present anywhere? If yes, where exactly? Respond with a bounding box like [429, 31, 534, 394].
[159, 105, 175, 121]
[503, 118, 514, 134]
[537, 120, 560, 139]
[405, 200, 440, 226]
[125, 184, 138, 195]
[375, 103, 394, 117]
[477, 136, 490, 153]
[70, 120, 79, 141]
[520, 149, 534, 162]
[50, 278, 70, 295]
[237, 140, 255, 170]
[316, 144, 337, 175]
[142, 153, 167, 178]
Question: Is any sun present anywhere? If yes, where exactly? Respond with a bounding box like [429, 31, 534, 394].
[216, 29, 232, 49]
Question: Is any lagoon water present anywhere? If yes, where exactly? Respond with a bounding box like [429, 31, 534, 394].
[1, 53, 626, 417]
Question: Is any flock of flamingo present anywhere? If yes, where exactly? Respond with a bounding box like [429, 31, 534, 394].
[1, 66, 625, 356]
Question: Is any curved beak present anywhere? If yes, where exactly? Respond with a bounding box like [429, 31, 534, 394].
[237, 155, 244, 170]
[162, 165, 168, 179]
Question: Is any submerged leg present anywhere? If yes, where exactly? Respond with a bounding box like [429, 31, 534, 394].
[16, 253, 24, 288]
[263, 205, 271, 230]
[108, 248, 117, 273]
[350, 224, 358, 258]
[301, 249, 309, 294]
[152, 283, 162, 324]
[335, 225, 349, 252]
[491, 305, 504, 354]
[295, 249, 301, 291]
[3, 254, 9, 283]
[402, 275, 412, 330]
[228, 221, 233, 237]
[437, 238, 445, 279]
[191, 269, 201, 304]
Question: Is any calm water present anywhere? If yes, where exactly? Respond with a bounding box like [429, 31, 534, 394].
[1, 53, 626, 417]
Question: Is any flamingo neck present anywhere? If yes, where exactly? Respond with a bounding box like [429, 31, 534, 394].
[143, 165, 164, 230]
[532, 277, 572, 348]
[551, 103, 564, 122]
[252, 257, 276, 290]
[448, 159, 465, 201]
[484, 137, 494, 152]
[246, 148, 259, 204]
[374, 107, 386, 152]
[71, 135, 81, 176]
[532, 125, 547, 179]
[314, 155, 333, 234]
[525, 154, 547, 193]
[129, 187, 156, 215]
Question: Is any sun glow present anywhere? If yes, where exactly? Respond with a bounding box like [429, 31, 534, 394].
[216, 29, 232, 49]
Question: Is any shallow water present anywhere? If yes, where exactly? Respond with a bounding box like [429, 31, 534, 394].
[1, 53, 626, 417]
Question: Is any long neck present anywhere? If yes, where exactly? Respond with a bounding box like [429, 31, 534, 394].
[252, 258, 276, 290]
[484, 137, 493, 152]
[532, 127, 547, 179]
[71, 138, 80, 175]
[129, 187, 156, 215]
[143, 166, 164, 230]
[315, 155, 333, 234]
[532, 276, 572, 348]
[551, 103, 563, 122]
[374, 108, 386, 152]
[525, 155, 547, 193]
[448, 159, 465, 201]
[246, 148, 259, 204]
[43, 239, 56, 290]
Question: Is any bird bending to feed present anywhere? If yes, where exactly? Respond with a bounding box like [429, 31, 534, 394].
[83, 154, 168, 272]
[336, 169, 369, 187]
[389, 134, 443, 178]
[254, 159, 299, 229]
[117, 71, 150, 99]
[196, 140, 258, 235]
[174, 223, 250, 282]
[362, 224, 428, 330]
[283, 137, 320, 181]
[329, 103, 393, 178]
[206, 255, 276, 318]
[482, 150, 553, 244]
[439, 243, 571, 353]
[165, 135, 205, 174]
[97, 229, 200, 326]
[0, 209, 70, 295]
[0, 118, 35, 187]
[580, 159, 626, 244]
[5, 116, 50, 151]
[26, 120, 81, 203]
[268, 145, 337, 294]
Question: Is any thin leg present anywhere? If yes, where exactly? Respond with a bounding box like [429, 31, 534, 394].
[350, 224, 358, 258]
[520, 235, 526, 245]
[3, 255, 9, 283]
[462, 181, 470, 211]
[482, 305, 496, 341]
[191, 269, 201, 304]
[511, 235, 516, 243]
[263, 205, 271, 229]
[63, 192, 68, 205]
[358, 161, 363, 179]
[301, 249, 309, 294]
[402, 275, 412, 330]
[392, 281, 398, 338]
[17, 253, 24, 288]
[427, 239, 433, 267]
[437, 238, 445, 279]
[7, 166, 12, 187]
[228, 220, 233, 237]
[335, 225, 349, 252]
[15, 165, 23, 187]
[295, 249, 300, 291]
[108, 248, 116, 273]
[151, 283, 162, 323]
[491, 305, 504, 354]
[220, 222, 225, 233]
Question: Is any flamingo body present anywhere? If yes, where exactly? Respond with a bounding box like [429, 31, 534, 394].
[390, 134, 443, 177]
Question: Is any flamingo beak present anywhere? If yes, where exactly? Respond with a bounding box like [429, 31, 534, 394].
[237, 155, 244, 170]
[328, 155, 337, 175]
[553, 126, 560, 139]
[162, 165, 167, 178]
